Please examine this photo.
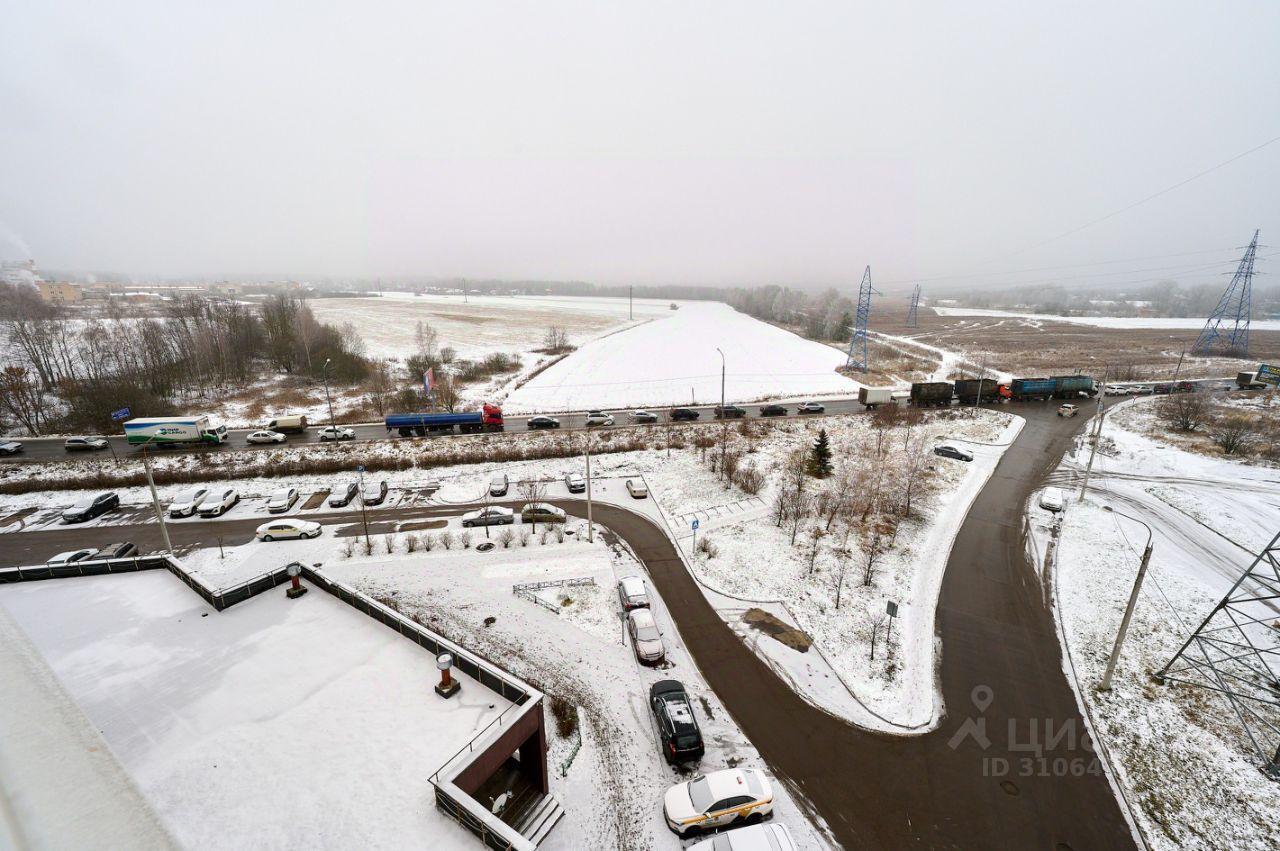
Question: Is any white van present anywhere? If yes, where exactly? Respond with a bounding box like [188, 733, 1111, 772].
[1039, 487, 1064, 512]
[266, 414, 309, 433]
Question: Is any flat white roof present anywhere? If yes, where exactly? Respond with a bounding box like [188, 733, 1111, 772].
[0, 571, 510, 849]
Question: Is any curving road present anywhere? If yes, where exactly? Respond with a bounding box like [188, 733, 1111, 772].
[0, 403, 1135, 849]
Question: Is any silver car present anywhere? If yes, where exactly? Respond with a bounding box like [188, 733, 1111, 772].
[627, 608, 665, 664]
[266, 487, 300, 513]
[617, 575, 650, 610]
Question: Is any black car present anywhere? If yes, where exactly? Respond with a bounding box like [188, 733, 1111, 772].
[527, 415, 561, 430]
[650, 680, 704, 765]
[328, 482, 359, 508]
[362, 479, 389, 506]
[759, 404, 787, 417]
[61, 492, 120, 523]
[90, 542, 137, 560]
[670, 408, 700, 421]
[713, 405, 746, 419]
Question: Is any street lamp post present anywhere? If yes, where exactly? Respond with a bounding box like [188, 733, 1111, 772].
[1100, 505, 1154, 691]
[356, 465, 371, 547]
[139, 437, 172, 553]
[1077, 375, 1109, 500]
[322, 357, 336, 433]
[585, 431, 594, 543]
[716, 347, 726, 483]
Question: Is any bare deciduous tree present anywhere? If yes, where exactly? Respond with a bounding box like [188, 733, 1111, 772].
[1209, 414, 1258, 455]
[1157, 392, 1209, 432]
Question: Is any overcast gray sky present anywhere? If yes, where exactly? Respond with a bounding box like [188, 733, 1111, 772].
[1, 1, 1278, 291]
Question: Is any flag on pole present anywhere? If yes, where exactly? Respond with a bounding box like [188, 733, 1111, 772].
[424, 368, 435, 395]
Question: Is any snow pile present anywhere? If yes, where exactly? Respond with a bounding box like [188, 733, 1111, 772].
[505, 301, 863, 413]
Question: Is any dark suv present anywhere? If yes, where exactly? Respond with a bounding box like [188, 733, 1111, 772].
[669, 408, 700, 421]
[650, 680, 704, 765]
[62, 492, 120, 523]
[713, 405, 746, 419]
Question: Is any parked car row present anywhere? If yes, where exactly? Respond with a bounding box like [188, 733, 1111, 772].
[617, 575, 792, 846]
[461, 503, 568, 527]
[521, 402, 828, 429]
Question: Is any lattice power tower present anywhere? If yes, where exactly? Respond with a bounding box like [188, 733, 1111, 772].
[1157, 529, 1280, 777]
[906, 285, 921, 328]
[845, 266, 875, 372]
[1192, 230, 1259, 358]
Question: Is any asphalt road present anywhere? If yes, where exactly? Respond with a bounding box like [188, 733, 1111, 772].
[1, 402, 1135, 849]
[0, 399, 866, 463]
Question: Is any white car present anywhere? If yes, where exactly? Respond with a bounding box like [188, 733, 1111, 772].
[168, 487, 209, 518]
[617, 575, 650, 610]
[199, 487, 240, 517]
[630, 410, 658, 423]
[564, 472, 586, 494]
[317, 425, 355, 441]
[1057, 404, 1079, 418]
[626, 478, 648, 499]
[256, 519, 321, 541]
[585, 411, 614, 427]
[47, 548, 95, 566]
[1039, 487, 1065, 512]
[627, 608, 665, 665]
[796, 401, 825, 414]
[266, 487, 300, 513]
[64, 436, 109, 451]
[462, 506, 515, 527]
[664, 768, 774, 836]
[688, 824, 796, 851]
[246, 429, 287, 444]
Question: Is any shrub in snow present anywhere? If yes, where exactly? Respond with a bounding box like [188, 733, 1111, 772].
[554, 525, 565, 543]
[361, 537, 374, 557]
[383, 534, 397, 554]
[340, 538, 355, 559]
[461, 531, 472, 549]
[697, 536, 718, 559]
[540, 528, 551, 546]
[734, 464, 764, 494]
[405, 533, 420, 553]
[498, 527, 515, 548]
[440, 530, 455, 550]
[421, 533, 436, 552]
[519, 530, 531, 547]
[549, 696, 578, 738]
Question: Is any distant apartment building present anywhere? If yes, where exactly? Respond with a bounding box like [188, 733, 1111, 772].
[1, 259, 41, 287]
[36, 281, 84, 304]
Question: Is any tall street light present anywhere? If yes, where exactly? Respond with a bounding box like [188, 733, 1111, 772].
[716, 347, 726, 483]
[322, 357, 336, 433]
[1100, 505, 1154, 691]
[139, 435, 172, 553]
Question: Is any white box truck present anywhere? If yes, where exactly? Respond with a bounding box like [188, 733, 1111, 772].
[123, 416, 228, 446]
[858, 387, 894, 409]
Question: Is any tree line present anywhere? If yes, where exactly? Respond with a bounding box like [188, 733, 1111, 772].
[0, 285, 368, 434]
[725, 285, 855, 342]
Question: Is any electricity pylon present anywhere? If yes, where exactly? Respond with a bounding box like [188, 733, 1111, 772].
[1192, 230, 1259, 358]
[906, 285, 921, 328]
[845, 266, 878, 372]
[1156, 529, 1280, 777]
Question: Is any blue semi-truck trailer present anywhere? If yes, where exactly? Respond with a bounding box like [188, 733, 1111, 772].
[385, 404, 504, 436]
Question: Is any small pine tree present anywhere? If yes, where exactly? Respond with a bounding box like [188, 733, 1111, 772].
[808, 429, 833, 478]
[834, 312, 853, 342]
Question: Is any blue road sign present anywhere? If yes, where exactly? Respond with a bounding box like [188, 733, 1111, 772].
[110, 407, 131, 422]
[691, 518, 700, 530]
[1257, 363, 1279, 386]
[356, 465, 365, 473]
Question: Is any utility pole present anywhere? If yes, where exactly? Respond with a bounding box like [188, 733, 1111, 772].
[1077, 377, 1107, 500]
[322, 357, 336, 433]
[585, 433, 594, 543]
[973, 354, 988, 410]
[1100, 507, 1154, 691]
[356, 465, 371, 547]
[141, 443, 172, 553]
[716, 347, 727, 483]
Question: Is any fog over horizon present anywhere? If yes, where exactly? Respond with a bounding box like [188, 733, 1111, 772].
[1, 2, 1278, 294]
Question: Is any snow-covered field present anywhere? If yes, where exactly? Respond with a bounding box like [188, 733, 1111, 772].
[310, 292, 677, 361]
[505, 301, 864, 413]
[1037, 397, 1280, 850]
[933, 305, 1280, 331]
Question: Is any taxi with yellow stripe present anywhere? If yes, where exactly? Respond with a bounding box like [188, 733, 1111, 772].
[663, 767, 773, 836]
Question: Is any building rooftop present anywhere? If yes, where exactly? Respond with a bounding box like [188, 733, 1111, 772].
[0, 570, 511, 849]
